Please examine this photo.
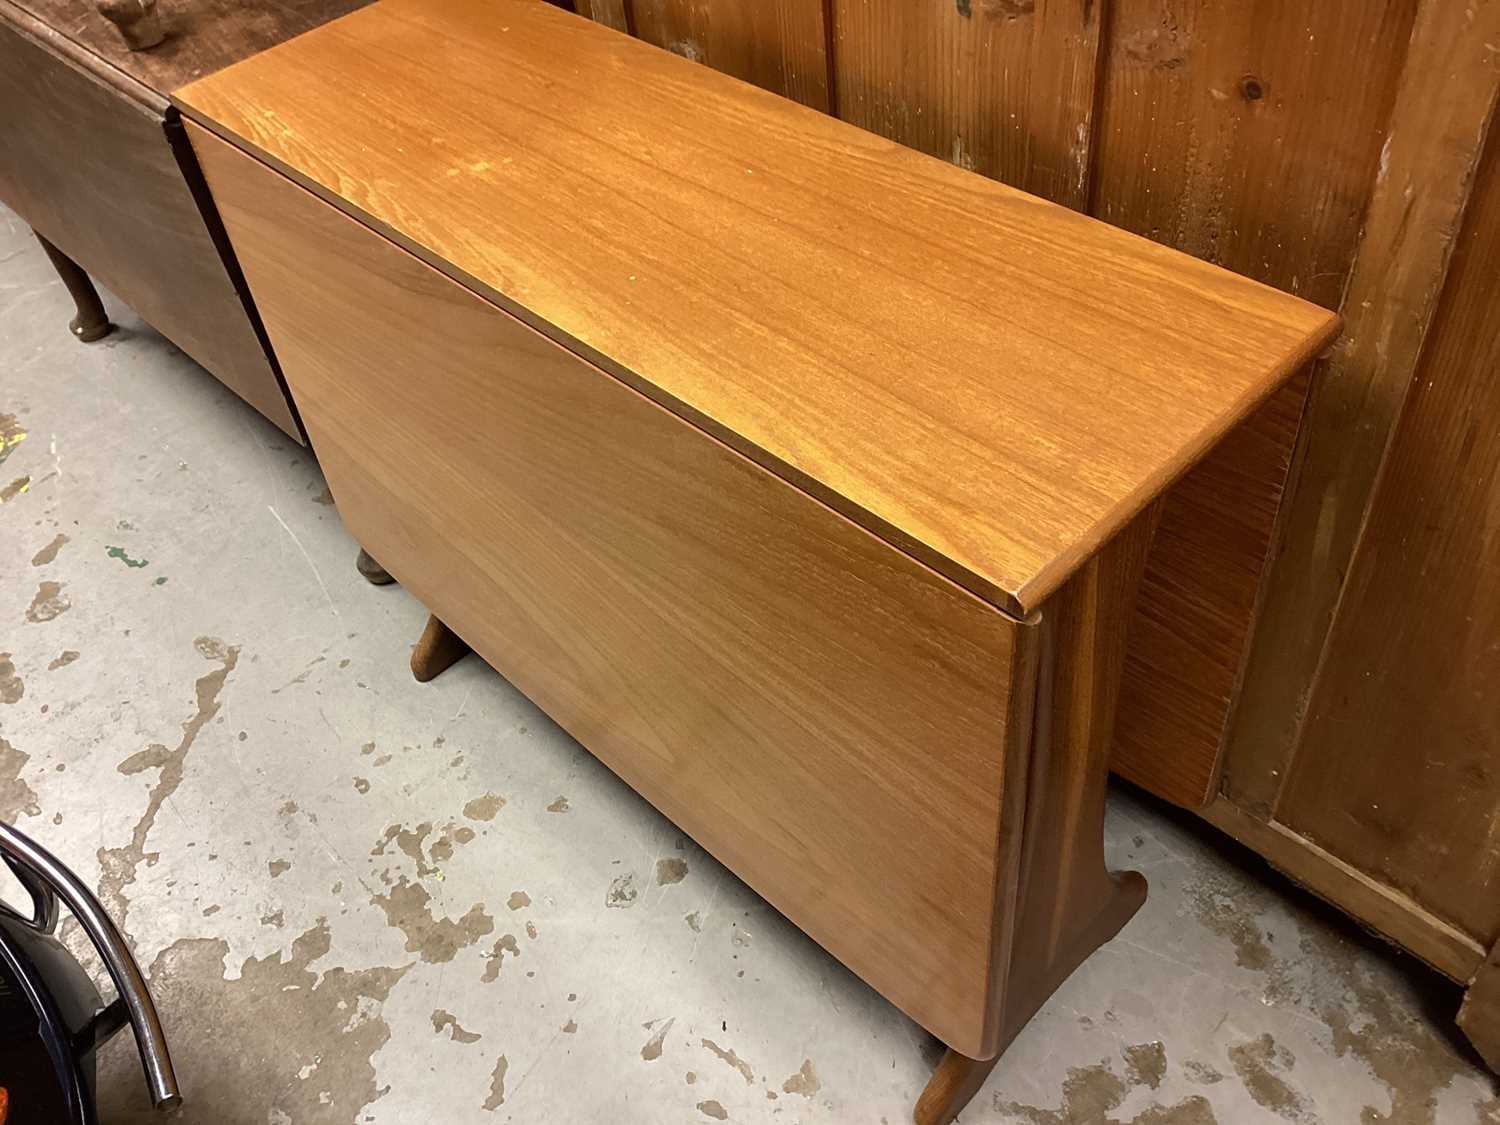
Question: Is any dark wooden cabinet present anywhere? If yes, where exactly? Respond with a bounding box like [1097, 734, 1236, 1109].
[0, 0, 369, 441]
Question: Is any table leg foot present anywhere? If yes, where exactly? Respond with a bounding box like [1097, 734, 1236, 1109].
[914, 1049, 1000, 1125]
[34, 232, 113, 343]
[97, 0, 167, 51]
[412, 613, 470, 682]
[355, 547, 395, 585]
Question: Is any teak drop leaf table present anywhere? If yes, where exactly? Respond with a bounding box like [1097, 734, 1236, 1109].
[171, 2, 1339, 1118]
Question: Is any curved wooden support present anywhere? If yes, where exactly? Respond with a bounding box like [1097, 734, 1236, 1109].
[96, 0, 166, 50]
[915, 507, 1160, 1125]
[411, 613, 471, 682]
[34, 232, 113, 342]
[355, 547, 395, 586]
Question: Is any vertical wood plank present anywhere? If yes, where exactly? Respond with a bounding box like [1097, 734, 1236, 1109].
[1222, 0, 1500, 816]
[1095, 0, 1419, 807]
[573, 0, 630, 33]
[628, 0, 830, 110]
[830, 0, 1104, 208]
[1092, 2, 1414, 303]
[1274, 126, 1500, 945]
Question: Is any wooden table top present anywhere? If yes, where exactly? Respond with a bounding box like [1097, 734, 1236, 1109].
[174, 0, 1338, 616]
[6, 0, 369, 101]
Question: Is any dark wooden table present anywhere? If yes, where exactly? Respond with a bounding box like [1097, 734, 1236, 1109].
[0, 0, 369, 441]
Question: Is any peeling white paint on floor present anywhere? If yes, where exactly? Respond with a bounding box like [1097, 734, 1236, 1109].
[1, 205, 1497, 1124]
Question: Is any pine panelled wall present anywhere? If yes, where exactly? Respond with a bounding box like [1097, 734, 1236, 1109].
[571, 0, 1500, 1066]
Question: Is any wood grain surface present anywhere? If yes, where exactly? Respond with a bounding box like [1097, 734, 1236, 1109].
[568, 0, 1402, 811]
[631, 0, 830, 111]
[173, 0, 1337, 617]
[0, 8, 299, 438]
[1091, 1, 1415, 301]
[1097, 0, 1416, 807]
[831, 0, 1103, 209]
[568, 0, 1500, 998]
[573, 0, 628, 33]
[189, 123, 1041, 1057]
[1113, 374, 1307, 805]
[1275, 125, 1500, 948]
[1222, 0, 1500, 817]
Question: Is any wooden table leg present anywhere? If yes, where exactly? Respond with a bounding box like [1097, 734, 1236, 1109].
[914, 507, 1160, 1125]
[96, 0, 166, 50]
[411, 613, 471, 682]
[914, 1050, 1001, 1125]
[34, 231, 113, 342]
[355, 546, 395, 585]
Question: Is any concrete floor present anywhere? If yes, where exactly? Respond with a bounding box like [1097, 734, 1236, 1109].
[1, 205, 1497, 1125]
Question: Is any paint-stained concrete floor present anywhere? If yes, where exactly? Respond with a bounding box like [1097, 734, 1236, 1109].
[1, 206, 1497, 1125]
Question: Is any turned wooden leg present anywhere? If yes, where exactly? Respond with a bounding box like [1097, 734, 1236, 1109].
[355, 547, 395, 586]
[411, 613, 471, 682]
[96, 0, 165, 49]
[34, 232, 113, 342]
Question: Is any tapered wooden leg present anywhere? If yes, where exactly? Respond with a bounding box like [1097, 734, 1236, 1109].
[355, 547, 395, 586]
[411, 613, 471, 682]
[34, 232, 113, 342]
[914, 1050, 1001, 1125]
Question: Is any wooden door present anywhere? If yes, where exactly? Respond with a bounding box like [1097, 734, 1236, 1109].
[1210, 114, 1500, 986]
